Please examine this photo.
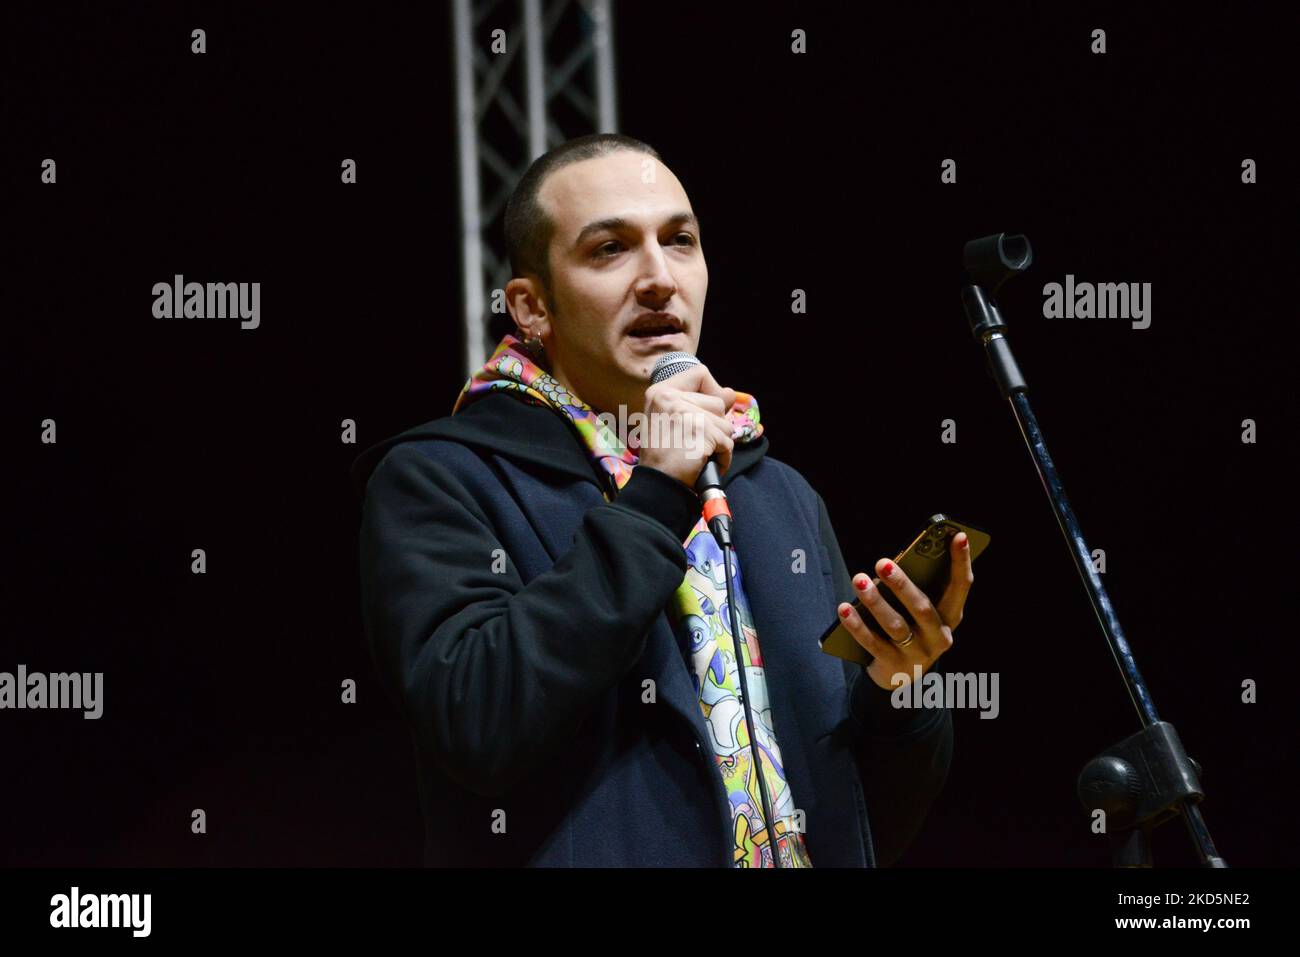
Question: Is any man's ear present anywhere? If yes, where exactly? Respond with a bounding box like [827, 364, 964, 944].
[505, 275, 551, 340]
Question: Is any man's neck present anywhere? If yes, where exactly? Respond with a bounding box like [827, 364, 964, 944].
[548, 364, 647, 442]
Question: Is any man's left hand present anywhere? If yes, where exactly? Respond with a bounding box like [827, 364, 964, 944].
[836, 531, 974, 691]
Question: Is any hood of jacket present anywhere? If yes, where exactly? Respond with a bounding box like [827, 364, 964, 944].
[349, 389, 770, 500]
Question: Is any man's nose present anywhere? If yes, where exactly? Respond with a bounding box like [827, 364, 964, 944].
[633, 242, 677, 303]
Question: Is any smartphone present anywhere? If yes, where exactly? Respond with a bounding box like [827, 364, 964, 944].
[818, 514, 991, 668]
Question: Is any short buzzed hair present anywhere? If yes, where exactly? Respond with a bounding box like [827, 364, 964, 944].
[503, 132, 662, 291]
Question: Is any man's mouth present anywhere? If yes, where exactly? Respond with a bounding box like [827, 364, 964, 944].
[626, 313, 685, 338]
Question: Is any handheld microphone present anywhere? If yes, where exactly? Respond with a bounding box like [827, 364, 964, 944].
[649, 351, 734, 547]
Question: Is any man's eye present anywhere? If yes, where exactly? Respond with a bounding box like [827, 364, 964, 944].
[593, 241, 622, 258]
[672, 233, 697, 246]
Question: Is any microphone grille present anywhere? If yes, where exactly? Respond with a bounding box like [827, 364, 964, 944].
[650, 351, 701, 384]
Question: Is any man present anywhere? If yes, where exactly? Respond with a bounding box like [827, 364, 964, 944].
[351, 133, 971, 867]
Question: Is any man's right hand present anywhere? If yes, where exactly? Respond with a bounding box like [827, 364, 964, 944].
[636, 362, 738, 489]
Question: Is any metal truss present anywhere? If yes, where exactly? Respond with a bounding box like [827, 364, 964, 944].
[452, 0, 619, 377]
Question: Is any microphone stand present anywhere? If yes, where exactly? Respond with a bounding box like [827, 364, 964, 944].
[961, 233, 1227, 868]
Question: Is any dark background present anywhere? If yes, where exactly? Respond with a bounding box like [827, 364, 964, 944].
[4, 2, 1295, 866]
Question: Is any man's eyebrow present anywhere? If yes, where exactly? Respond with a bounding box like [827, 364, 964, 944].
[571, 211, 701, 250]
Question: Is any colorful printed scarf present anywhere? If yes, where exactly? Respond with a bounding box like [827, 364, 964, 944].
[454, 334, 813, 868]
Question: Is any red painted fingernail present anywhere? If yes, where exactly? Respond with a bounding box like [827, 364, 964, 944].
[958, 533, 969, 548]
[855, 577, 870, 591]
[881, 561, 894, 577]
[839, 605, 851, 618]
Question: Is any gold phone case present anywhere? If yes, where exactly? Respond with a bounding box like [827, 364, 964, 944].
[819, 513, 991, 668]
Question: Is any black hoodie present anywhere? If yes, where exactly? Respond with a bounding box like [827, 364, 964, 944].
[350, 391, 953, 866]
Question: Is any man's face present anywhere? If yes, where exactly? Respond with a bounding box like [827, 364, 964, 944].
[515, 149, 707, 415]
